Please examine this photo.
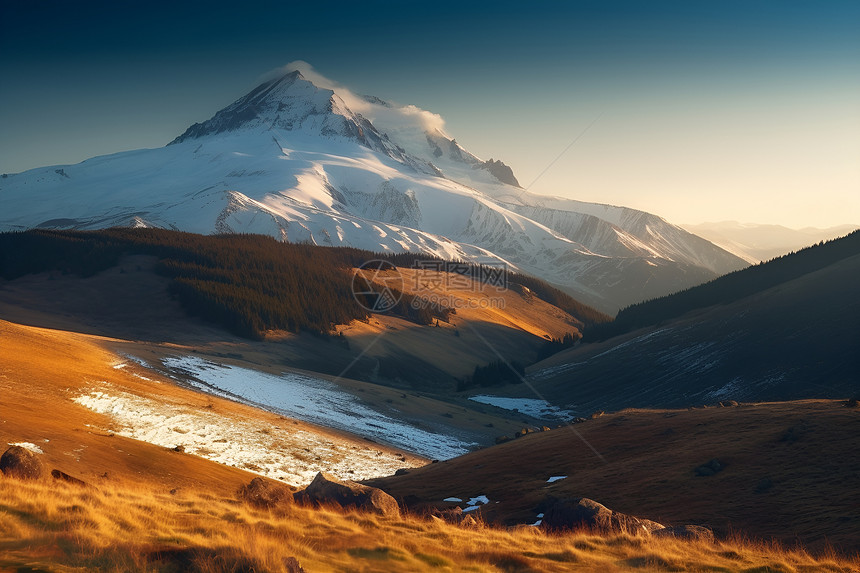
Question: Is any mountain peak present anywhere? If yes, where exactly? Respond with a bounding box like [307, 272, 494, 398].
[170, 70, 337, 144]
[168, 68, 444, 177]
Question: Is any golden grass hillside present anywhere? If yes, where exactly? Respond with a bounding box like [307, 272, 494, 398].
[340, 267, 583, 382]
[0, 318, 427, 491]
[2, 475, 857, 572]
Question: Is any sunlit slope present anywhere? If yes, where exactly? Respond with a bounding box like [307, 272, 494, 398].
[0, 319, 425, 488]
[340, 267, 584, 380]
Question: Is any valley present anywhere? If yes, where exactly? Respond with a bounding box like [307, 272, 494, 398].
[0, 35, 857, 571]
[1, 316, 857, 571]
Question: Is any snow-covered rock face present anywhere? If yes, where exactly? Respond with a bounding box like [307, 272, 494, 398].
[0, 68, 747, 313]
[171, 71, 440, 177]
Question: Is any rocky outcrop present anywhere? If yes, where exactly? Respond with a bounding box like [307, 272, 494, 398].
[0, 446, 44, 480]
[479, 159, 521, 187]
[296, 472, 400, 517]
[541, 497, 715, 542]
[238, 477, 296, 509]
[654, 525, 715, 542]
[542, 498, 664, 535]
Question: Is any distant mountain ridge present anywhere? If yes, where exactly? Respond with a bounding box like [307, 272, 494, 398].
[587, 228, 860, 341]
[681, 221, 860, 264]
[0, 67, 748, 313]
[526, 229, 860, 412]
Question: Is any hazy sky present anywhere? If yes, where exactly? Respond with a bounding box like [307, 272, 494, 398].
[1, 1, 858, 227]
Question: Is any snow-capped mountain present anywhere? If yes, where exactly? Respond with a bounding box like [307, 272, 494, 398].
[0, 68, 747, 313]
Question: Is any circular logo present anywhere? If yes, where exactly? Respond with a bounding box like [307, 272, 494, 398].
[351, 260, 404, 313]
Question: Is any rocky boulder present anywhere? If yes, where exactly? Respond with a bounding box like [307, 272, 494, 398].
[542, 497, 664, 535]
[238, 477, 295, 509]
[0, 446, 44, 480]
[296, 472, 400, 517]
[654, 525, 715, 542]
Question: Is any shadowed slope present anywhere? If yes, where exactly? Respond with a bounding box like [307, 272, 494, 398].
[368, 401, 860, 554]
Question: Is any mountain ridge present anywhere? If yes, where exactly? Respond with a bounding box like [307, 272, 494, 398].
[681, 221, 860, 263]
[521, 230, 860, 413]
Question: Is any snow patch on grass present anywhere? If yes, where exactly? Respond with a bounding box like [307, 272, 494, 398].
[161, 355, 476, 460]
[72, 389, 419, 486]
[462, 495, 490, 513]
[469, 395, 574, 420]
[467, 495, 489, 506]
[8, 442, 43, 454]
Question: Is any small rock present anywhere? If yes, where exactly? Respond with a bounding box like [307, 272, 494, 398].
[0, 446, 44, 480]
[51, 469, 89, 487]
[173, 445, 185, 453]
[430, 506, 465, 524]
[590, 411, 605, 419]
[284, 557, 305, 573]
[694, 459, 725, 477]
[754, 477, 774, 493]
[514, 428, 533, 438]
[394, 468, 410, 476]
[495, 435, 512, 444]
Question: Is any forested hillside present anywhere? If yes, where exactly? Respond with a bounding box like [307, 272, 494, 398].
[0, 229, 608, 340]
[586, 230, 860, 341]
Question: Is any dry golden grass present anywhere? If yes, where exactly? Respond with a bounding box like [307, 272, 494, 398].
[1, 476, 857, 573]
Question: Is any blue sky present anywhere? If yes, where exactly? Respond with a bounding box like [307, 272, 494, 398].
[1, 0, 858, 227]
